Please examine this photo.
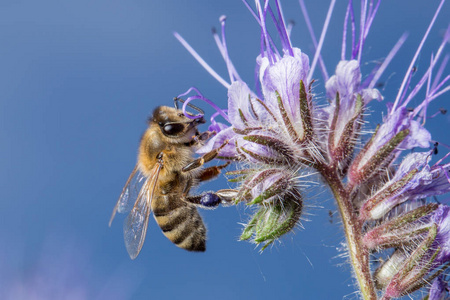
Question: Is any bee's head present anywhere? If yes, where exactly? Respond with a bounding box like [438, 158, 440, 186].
[151, 106, 205, 141]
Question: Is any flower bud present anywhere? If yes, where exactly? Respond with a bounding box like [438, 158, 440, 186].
[240, 191, 303, 250]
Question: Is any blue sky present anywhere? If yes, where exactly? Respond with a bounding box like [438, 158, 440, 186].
[0, 1, 449, 299]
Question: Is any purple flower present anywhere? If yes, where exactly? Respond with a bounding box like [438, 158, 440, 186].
[428, 276, 449, 300]
[378, 205, 450, 298]
[360, 152, 450, 220]
[174, 0, 450, 297]
[431, 205, 450, 266]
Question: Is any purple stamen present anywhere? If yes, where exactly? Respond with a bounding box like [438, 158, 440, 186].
[426, 55, 434, 104]
[220, 16, 235, 83]
[298, 0, 329, 81]
[256, 0, 275, 65]
[174, 32, 231, 89]
[431, 54, 450, 92]
[286, 20, 294, 37]
[208, 109, 229, 132]
[428, 108, 448, 119]
[367, 33, 408, 89]
[397, 67, 415, 109]
[242, 0, 281, 61]
[341, 1, 351, 60]
[242, 0, 260, 25]
[434, 146, 450, 167]
[431, 75, 450, 98]
[349, 0, 356, 59]
[212, 17, 243, 84]
[404, 27, 450, 109]
[352, 0, 380, 62]
[210, 109, 228, 125]
[363, 0, 380, 40]
[273, 0, 294, 56]
[307, 0, 336, 83]
[177, 87, 230, 122]
[357, 0, 368, 63]
[393, 0, 446, 112]
[267, 7, 286, 50]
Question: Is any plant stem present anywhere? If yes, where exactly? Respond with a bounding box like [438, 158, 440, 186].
[321, 166, 378, 300]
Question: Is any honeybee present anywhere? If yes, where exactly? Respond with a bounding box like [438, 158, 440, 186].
[109, 101, 235, 259]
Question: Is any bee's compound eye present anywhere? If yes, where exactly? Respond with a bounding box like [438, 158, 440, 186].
[162, 123, 185, 136]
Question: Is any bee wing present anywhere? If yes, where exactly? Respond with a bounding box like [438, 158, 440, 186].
[109, 165, 147, 227]
[123, 162, 162, 259]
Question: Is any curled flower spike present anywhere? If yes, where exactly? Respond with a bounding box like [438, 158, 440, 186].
[324, 60, 381, 169]
[373, 205, 450, 298]
[360, 152, 450, 220]
[175, 0, 450, 298]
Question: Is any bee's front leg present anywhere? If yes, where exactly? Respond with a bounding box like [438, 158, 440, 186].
[193, 130, 215, 143]
[182, 140, 229, 172]
[197, 162, 230, 182]
[185, 189, 238, 208]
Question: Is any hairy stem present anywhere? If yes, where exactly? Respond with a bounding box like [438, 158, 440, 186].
[321, 165, 377, 300]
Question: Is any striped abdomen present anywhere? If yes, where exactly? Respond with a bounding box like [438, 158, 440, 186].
[152, 194, 206, 252]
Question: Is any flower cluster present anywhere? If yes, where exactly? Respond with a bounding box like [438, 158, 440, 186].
[176, 0, 450, 298]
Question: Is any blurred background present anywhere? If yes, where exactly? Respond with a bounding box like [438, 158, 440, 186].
[0, 0, 449, 299]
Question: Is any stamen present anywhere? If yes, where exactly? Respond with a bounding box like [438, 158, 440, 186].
[177, 87, 230, 122]
[209, 109, 229, 131]
[173, 32, 231, 89]
[357, 0, 368, 63]
[428, 108, 448, 119]
[299, 0, 329, 81]
[273, 0, 294, 56]
[286, 20, 294, 37]
[341, 1, 349, 60]
[393, 0, 446, 112]
[353, 0, 381, 61]
[404, 26, 450, 110]
[243, 0, 280, 61]
[307, 0, 336, 83]
[431, 54, 450, 92]
[434, 145, 450, 167]
[367, 33, 408, 89]
[220, 16, 240, 83]
[256, 0, 275, 65]
[211, 25, 242, 83]
[242, 0, 260, 25]
[363, 0, 381, 40]
[350, 0, 356, 59]
[397, 67, 416, 110]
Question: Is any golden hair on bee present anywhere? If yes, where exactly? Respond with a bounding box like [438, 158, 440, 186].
[110, 104, 236, 259]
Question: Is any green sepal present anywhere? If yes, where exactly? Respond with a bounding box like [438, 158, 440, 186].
[359, 168, 419, 220]
[243, 135, 293, 160]
[240, 208, 264, 241]
[235, 169, 280, 203]
[276, 90, 300, 142]
[299, 80, 314, 142]
[248, 176, 288, 205]
[329, 94, 364, 168]
[384, 224, 439, 298]
[351, 128, 409, 185]
[253, 200, 302, 251]
[363, 203, 438, 249]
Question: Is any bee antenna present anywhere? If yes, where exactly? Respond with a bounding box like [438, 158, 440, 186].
[174, 97, 204, 115]
[177, 87, 229, 122]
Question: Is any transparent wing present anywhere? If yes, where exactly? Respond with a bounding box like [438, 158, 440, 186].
[109, 165, 147, 227]
[123, 163, 162, 259]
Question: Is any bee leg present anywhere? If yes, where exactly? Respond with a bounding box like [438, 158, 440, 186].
[182, 140, 229, 172]
[185, 189, 238, 208]
[194, 130, 215, 142]
[197, 162, 230, 182]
